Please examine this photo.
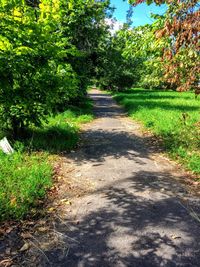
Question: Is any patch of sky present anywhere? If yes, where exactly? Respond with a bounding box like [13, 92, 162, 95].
[110, 0, 166, 27]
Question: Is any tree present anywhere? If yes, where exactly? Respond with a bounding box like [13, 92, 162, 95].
[129, 0, 200, 91]
[96, 25, 139, 91]
[60, 0, 111, 96]
[0, 0, 111, 136]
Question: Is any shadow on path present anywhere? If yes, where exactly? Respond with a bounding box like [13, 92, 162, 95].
[33, 90, 200, 267]
[46, 170, 200, 267]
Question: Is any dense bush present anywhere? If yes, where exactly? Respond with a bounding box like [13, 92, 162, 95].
[0, 0, 105, 221]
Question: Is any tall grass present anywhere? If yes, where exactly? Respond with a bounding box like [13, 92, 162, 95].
[0, 151, 52, 220]
[26, 104, 93, 153]
[0, 98, 93, 221]
[114, 88, 200, 175]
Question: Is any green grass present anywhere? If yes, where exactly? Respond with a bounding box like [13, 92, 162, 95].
[113, 88, 200, 175]
[0, 98, 93, 221]
[26, 101, 94, 153]
[0, 151, 52, 221]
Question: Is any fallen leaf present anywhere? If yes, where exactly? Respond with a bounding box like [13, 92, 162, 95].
[171, 235, 181, 239]
[60, 198, 67, 202]
[37, 227, 49, 233]
[21, 232, 32, 239]
[10, 197, 17, 207]
[48, 207, 55, 212]
[60, 199, 72, 205]
[20, 242, 30, 252]
[0, 259, 13, 267]
[5, 227, 13, 234]
[24, 221, 35, 226]
[37, 220, 46, 225]
[30, 208, 37, 214]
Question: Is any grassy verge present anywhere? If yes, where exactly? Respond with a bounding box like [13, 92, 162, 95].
[0, 151, 52, 221]
[25, 99, 93, 153]
[0, 98, 93, 221]
[113, 88, 200, 175]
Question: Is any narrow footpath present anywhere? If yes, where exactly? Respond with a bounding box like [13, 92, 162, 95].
[32, 90, 200, 266]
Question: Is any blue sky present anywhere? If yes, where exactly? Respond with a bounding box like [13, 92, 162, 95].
[110, 0, 166, 26]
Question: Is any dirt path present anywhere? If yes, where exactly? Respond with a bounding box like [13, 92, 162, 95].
[28, 90, 200, 266]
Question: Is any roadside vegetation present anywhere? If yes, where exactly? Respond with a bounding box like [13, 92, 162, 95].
[0, 0, 199, 221]
[0, 99, 93, 221]
[0, 0, 104, 221]
[114, 89, 200, 175]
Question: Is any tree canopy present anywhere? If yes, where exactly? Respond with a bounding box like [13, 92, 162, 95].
[130, 0, 200, 91]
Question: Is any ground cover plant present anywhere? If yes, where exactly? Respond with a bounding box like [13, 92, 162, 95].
[114, 88, 200, 175]
[0, 99, 93, 221]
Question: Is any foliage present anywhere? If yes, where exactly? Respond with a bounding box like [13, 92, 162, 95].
[96, 16, 169, 91]
[119, 22, 167, 89]
[0, 0, 199, 135]
[129, 0, 200, 92]
[114, 88, 200, 174]
[0, 0, 78, 136]
[61, 0, 111, 95]
[0, 0, 109, 137]
[97, 0, 199, 92]
[96, 25, 140, 91]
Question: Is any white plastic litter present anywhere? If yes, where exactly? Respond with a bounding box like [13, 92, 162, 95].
[0, 137, 14, 154]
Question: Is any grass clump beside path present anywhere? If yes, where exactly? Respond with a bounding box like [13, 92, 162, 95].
[26, 100, 93, 153]
[113, 88, 200, 175]
[0, 151, 52, 221]
[0, 99, 93, 221]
